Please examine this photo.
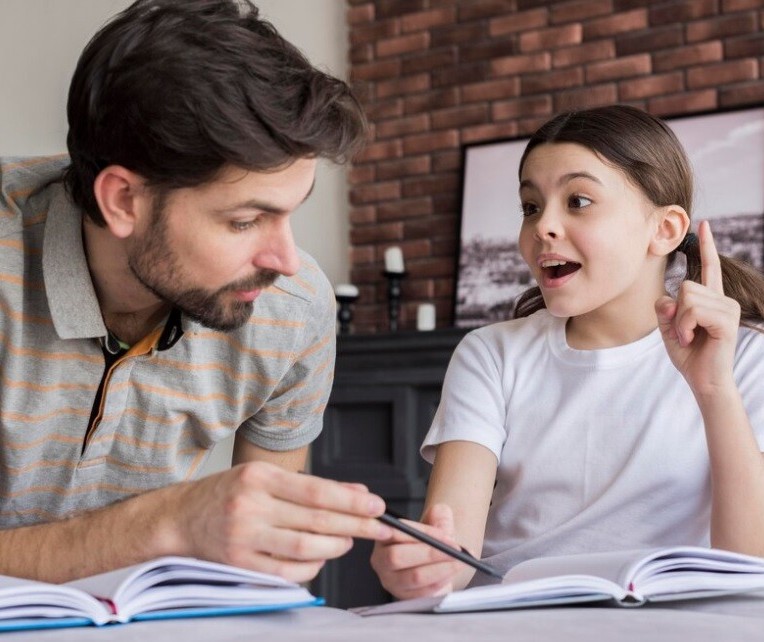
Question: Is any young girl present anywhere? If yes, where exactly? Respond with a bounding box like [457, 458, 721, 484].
[371, 105, 764, 600]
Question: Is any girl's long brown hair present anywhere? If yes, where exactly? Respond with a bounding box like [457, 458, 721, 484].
[513, 105, 764, 328]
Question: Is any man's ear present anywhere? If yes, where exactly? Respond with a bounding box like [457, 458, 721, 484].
[92, 166, 147, 239]
[649, 204, 690, 257]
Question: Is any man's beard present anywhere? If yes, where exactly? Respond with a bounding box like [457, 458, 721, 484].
[127, 199, 279, 332]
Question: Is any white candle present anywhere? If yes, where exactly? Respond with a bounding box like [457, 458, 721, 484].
[384, 246, 405, 273]
[416, 303, 436, 331]
[334, 283, 359, 298]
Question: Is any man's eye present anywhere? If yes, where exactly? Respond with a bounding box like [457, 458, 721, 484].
[569, 195, 592, 209]
[230, 220, 258, 232]
[520, 202, 539, 217]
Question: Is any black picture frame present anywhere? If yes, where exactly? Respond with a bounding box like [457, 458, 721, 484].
[453, 105, 764, 329]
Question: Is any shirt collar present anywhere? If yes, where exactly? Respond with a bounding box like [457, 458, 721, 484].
[42, 183, 108, 340]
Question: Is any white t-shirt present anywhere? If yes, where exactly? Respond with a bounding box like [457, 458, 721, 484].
[422, 310, 764, 586]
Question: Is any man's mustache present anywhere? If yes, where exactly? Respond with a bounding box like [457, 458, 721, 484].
[223, 269, 280, 293]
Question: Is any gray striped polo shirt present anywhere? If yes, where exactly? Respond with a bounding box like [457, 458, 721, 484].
[0, 156, 336, 526]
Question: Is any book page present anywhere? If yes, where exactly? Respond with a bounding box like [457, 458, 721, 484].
[0, 575, 107, 624]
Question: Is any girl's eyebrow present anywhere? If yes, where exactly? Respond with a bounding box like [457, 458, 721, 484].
[520, 171, 603, 191]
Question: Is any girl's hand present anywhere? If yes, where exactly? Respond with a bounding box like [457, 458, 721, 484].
[370, 503, 464, 600]
[654, 220, 741, 399]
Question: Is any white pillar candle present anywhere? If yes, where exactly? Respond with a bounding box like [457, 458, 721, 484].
[416, 303, 436, 331]
[334, 283, 359, 298]
[384, 246, 405, 273]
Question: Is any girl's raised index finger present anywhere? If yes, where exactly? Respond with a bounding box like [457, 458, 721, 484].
[698, 220, 723, 293]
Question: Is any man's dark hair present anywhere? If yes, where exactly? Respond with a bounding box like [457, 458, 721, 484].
[64, 0, 367, 225]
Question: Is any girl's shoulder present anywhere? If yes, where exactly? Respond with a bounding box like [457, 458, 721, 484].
[460, 309, 558, 356]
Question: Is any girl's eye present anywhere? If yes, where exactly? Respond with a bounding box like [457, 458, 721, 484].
[569, 195, 592, 209]
[520, 202, 539, 218]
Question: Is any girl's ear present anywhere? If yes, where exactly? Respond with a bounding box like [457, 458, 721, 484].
[92, 166, 147, 239]
[649, 204, 690, 257]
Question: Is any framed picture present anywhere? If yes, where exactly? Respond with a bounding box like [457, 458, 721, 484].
[453, 105, 764, 329]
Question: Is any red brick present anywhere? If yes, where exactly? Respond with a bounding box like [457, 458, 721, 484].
[459, 1, 521, 21]
[431, 104, 490, 130]
[403, 130, 460, 155]
[433, 62, 491, 88]
[462, 78, 521, 103]
[613, 0, 653, 8]
[521, 67, 584, 94]
[725, 33, 764, 58]
[585, 53, 651, 83]
[551, 0, 613, 24]
[349, 164, 376, 185]
[350, 181, 402, 206]
[402, 174, 460, 198]
[686, 12, 758, 42]
[376, 31, 430, 58]
[517, 115, 553, 136]
[432, 150, 462, 173]
[351, 59, 402, 82]
[433, 277, 454, 298]
[356, 139, 402, 163]
[653, 41, 724, 72]
[432, 192, 461, 217]
[405, 256, 456, 278]
[555, 83, 619, 111]
[377, 155, 432, 181]
[461, 121, 520, 144]
[686, 58, 758, 88]
[365, 99, 404, 121]
[376, 73, 430, 99]
[396, 239, 434, 261]
[403, 88, 460, 115]
[722, 0, 764, 11]
[347, 3, 374, 25]
[461, 39, 519, 64]
[376, 114, 430, 140]
[431, 236, 458, 258]
[350, 245, 375, 265]
[492, 95, 554, 121]
[350, 43, 374, 64]
[519, 24, 583, 52]
[349, 221, 403, 245]
[648, 89, 718, 116]
[350, 20, 399, 47]
[349, 205, 376, 225]
[402, 48, 458, 74]
[616, 25, 684, 56]
[552, 40, 616, 68]
[404, 215, 458, 241]
[491, 52, 551, 76]
[584, 8, 648, 38]
[618, 71, 684, 100]
[401, 278, 435, 301]
[401, 7, 457, 32]
[378, 197, 432, 221]
[719, 80, 764, 107]
[649, 0, 718, 25]
[490, 8, 549, 36]
[376, 0, 426, 19]
[431, 22, 488, 47]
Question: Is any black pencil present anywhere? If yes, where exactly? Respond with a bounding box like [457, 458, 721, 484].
[378, 511, 504, 580]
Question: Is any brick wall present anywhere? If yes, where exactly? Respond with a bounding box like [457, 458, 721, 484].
[345, 0, 764, 334]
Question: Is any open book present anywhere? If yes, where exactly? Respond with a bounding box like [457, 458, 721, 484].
[357, 546, 764, 615]
[0, 556, 322, 632]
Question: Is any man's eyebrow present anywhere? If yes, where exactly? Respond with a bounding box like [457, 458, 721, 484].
[519, 171, 603, 191]
[217, 180, 316, 215]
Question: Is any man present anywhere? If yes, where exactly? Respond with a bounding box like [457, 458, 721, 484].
[0, 0, 391, 583]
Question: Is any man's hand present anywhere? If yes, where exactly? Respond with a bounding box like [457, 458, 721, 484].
[167, 462, 391, 583]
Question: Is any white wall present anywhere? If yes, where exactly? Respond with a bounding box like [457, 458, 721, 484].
[0, 1, 350, 474]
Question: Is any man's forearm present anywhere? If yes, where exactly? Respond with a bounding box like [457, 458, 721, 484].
[0, 482, 184, 583]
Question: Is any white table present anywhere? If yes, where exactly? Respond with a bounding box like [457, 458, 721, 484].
[5, 594, 764, 641]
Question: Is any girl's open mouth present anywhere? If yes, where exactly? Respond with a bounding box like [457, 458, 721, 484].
[541, 260, 581, 280]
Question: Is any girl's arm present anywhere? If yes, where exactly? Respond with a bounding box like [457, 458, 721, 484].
[655, 220, 764, 556]
[371, 440, 497, 599]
